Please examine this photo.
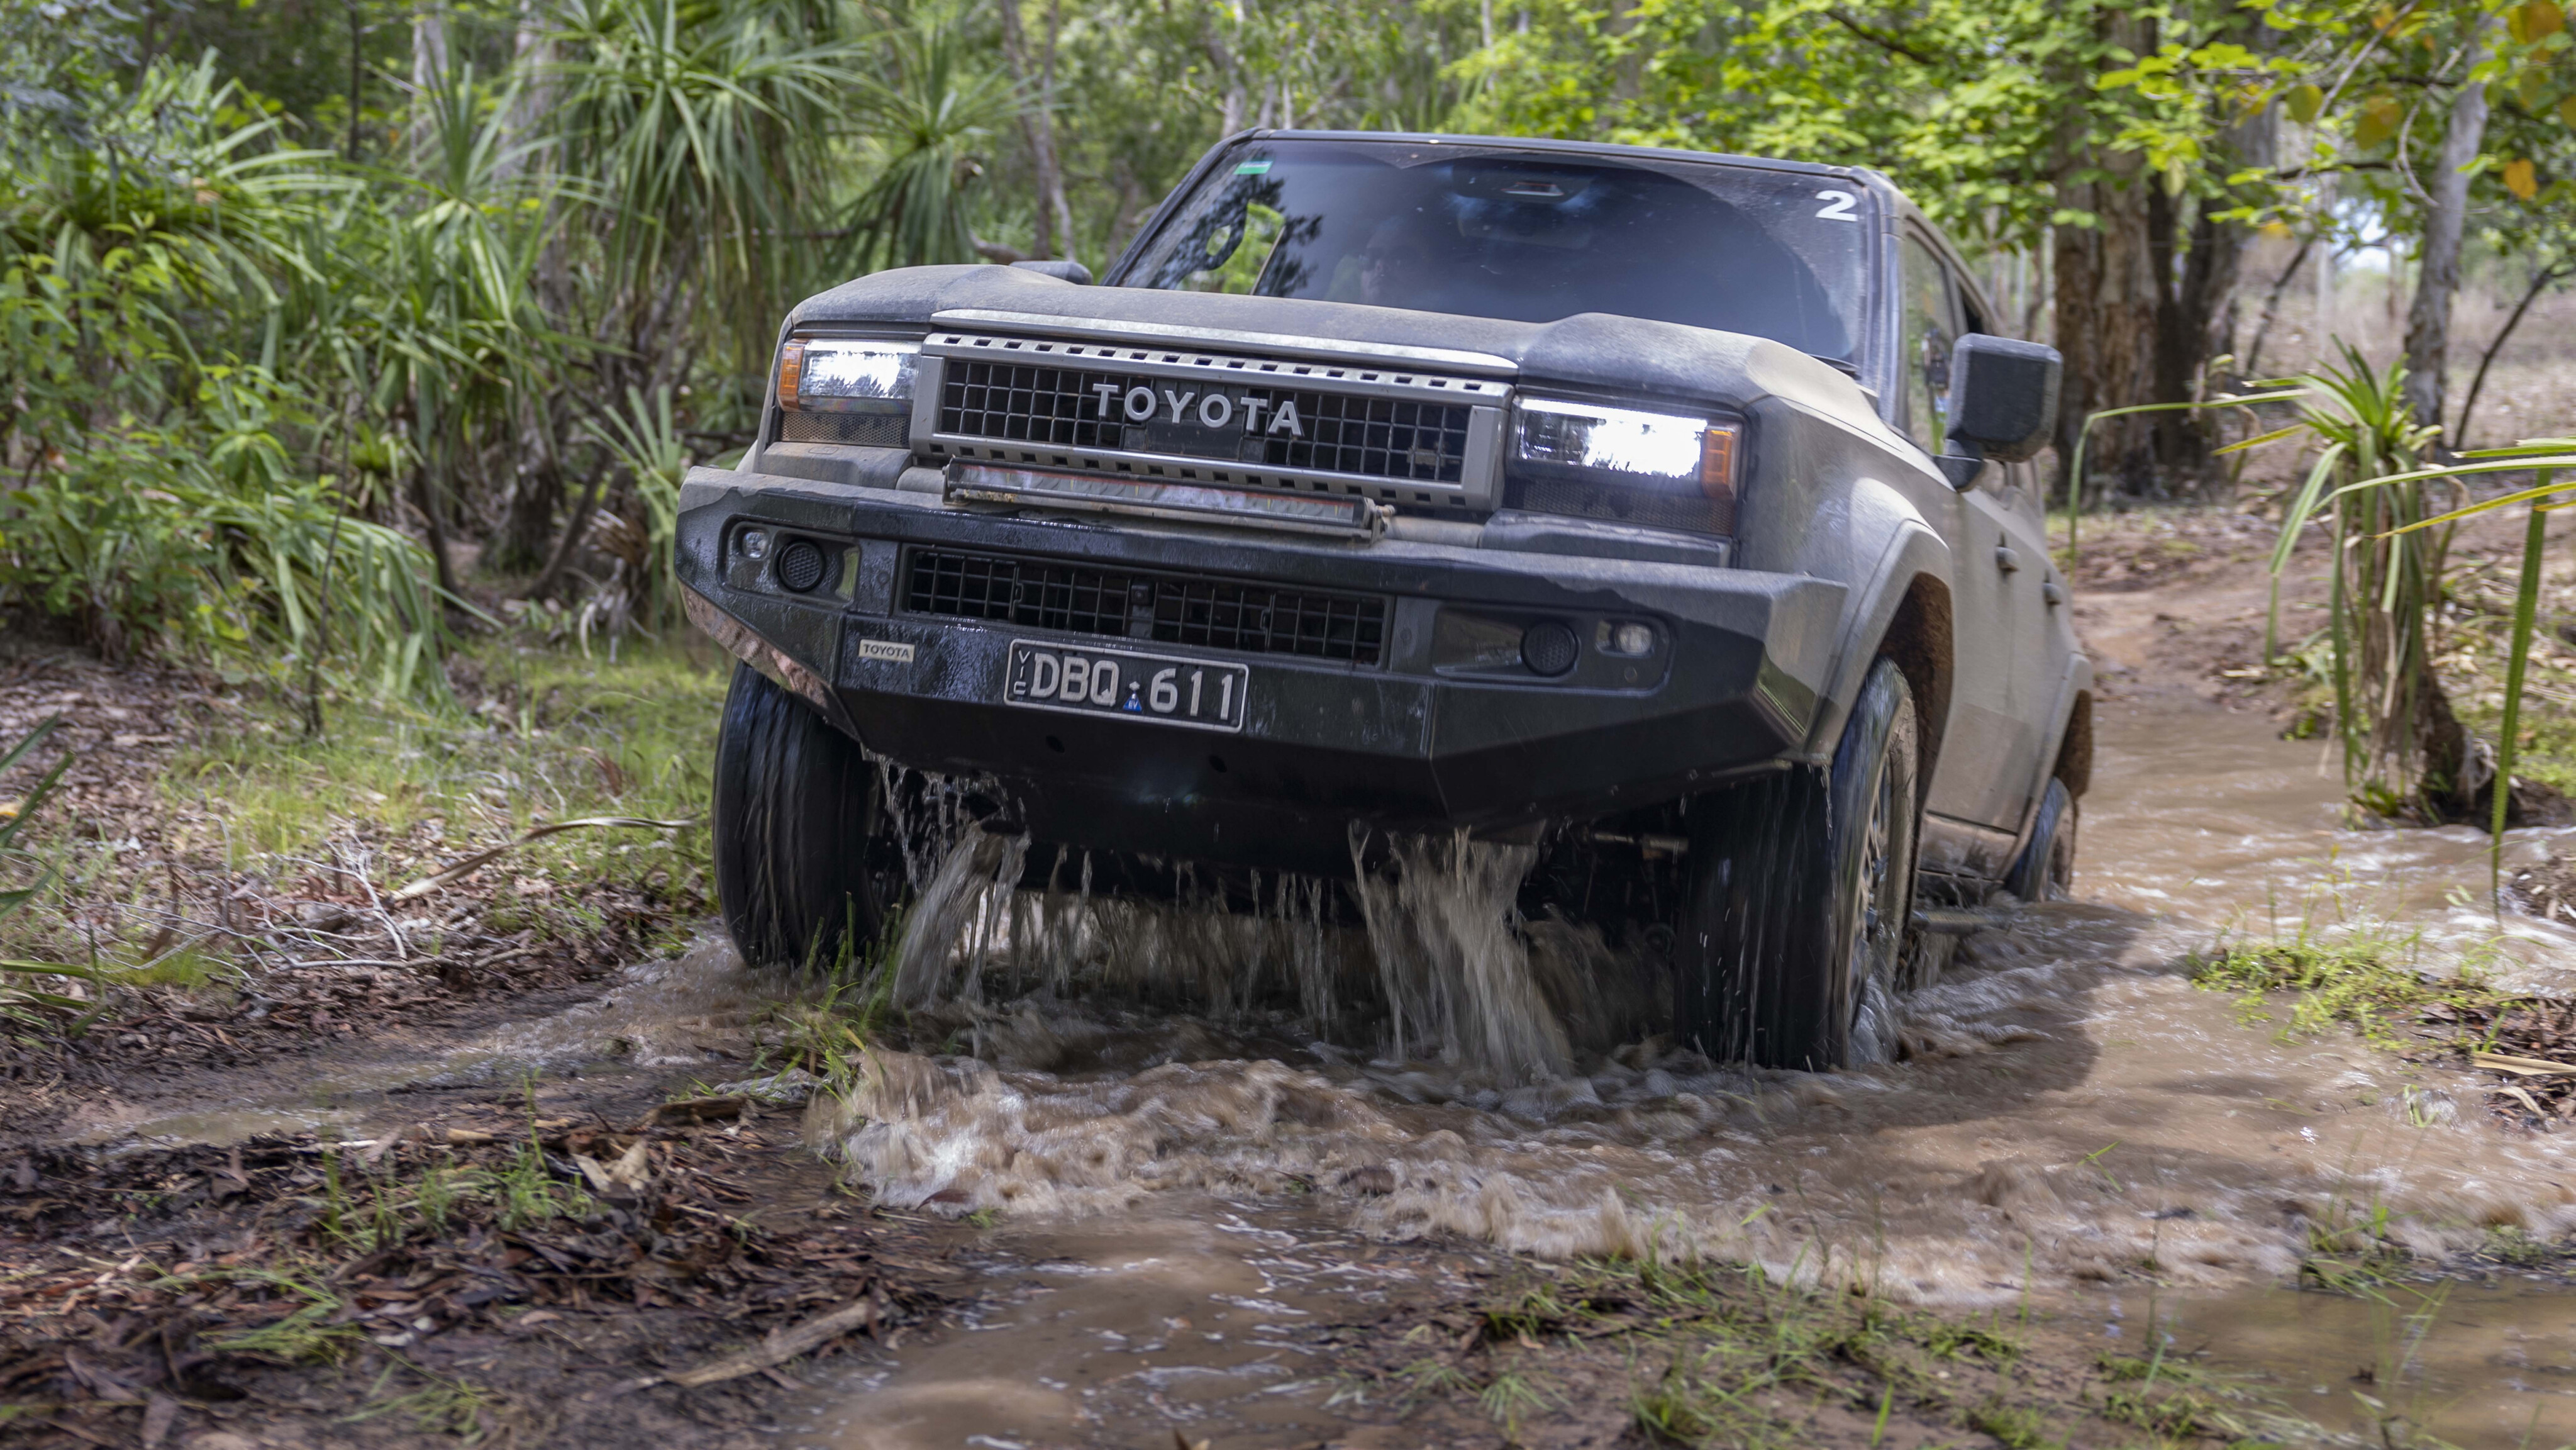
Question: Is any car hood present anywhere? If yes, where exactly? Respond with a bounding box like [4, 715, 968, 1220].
[787, 264, 1882, 428]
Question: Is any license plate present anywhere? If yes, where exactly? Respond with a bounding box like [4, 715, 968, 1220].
[1004, 641, 1248, 733]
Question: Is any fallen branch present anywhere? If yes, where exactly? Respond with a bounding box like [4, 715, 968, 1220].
[390, 817, 697, 900]
[608, 1297, 879, 1393]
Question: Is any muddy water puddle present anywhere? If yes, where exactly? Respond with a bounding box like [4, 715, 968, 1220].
[786, 697, 2576, 1446]
[774, 1202, 1462, 1449]
[2107, 1280, 2576, 1447]
[74, 696, 2576, 1444]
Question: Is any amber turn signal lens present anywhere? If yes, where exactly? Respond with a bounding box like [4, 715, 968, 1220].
[775, 340, 806, 411]
[1699, 423, 1740, 502]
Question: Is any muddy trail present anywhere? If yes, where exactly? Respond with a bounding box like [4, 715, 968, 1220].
[14, 521, 2576, 1449]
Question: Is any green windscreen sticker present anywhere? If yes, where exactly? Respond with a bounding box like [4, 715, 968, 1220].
[1235, 160, 1273, 174]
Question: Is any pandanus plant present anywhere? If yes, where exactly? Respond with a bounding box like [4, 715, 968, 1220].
[2245, 339, 2576, 890]
[2259, 345, 2467, 824]
[0, 718, 101, 1026]
[2349, 437, 2576, 886]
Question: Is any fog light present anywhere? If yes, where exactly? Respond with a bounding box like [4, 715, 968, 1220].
[739, 528, 769, 561]
[1521, 619, 1579, 676]
[1600, 621, 1655, 657]
[775, 537, 827, 593]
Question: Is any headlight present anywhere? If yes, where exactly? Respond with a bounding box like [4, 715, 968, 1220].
[777, 338, 918, 415]
[1509, 398, 1741, 536]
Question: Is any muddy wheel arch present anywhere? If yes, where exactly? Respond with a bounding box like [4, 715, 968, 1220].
[1804, 536, 1955, 796]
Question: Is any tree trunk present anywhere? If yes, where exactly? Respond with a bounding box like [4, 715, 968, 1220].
[496, 7, 552, 183]
[2048, 11, 2159, 506]
[345, 0, 364, 162]
[995, 0, 1075, 260]
[2146, 36, 2273, 490]
[412, 463, 463, 610]
[495, 405, 564, 574]
[2050, 172, 2158, 504]
[2401, 21, 2494, 440]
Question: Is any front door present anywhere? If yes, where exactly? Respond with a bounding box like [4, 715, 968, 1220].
[1897, 231, 2047, 839]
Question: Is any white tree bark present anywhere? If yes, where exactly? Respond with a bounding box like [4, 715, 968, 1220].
[2402, 21, 2494, 437]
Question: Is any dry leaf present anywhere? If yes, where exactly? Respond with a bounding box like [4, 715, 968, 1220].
[2473, 1050, 2576, 1076]
[140, 1392, 179, 1449]
[2499, 1085, 2549, 1118]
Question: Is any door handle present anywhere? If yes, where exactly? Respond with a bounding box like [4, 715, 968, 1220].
[1994, 545, 2021, 573]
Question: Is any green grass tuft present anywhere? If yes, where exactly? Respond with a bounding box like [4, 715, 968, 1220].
[2188, 932, 2499, 1047]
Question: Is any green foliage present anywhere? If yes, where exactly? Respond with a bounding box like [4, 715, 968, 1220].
[2260, 345, 2464, 818]
[837, 4, 1023, 273]
[0, 33, 453, 684]
[1390, 1254, 2309, 1450]
[2335, 439, 2576, 886]
[1450, 0, 2300, 258]
[167, 634, 721, 905]
[0, 0, 2557, 678]
[2189, 927, 2502, 1047]
[546, 0, 870, 372]
[192, 1268, 371, 1364]
[0, 716, 99, 1027]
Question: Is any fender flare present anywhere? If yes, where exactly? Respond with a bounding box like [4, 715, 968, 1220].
[1802, 519, 1955, 786]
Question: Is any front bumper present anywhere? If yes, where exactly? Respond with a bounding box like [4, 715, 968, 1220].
[677, 459, 1845, 879]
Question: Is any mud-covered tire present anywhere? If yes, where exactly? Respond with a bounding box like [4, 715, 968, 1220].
[2007, 777, 2077, 903]
[713, 664, 891, 971]
[1677, 659, 1923, 1070]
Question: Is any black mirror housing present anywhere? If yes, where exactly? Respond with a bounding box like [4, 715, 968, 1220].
[1010, 257, 1094, 285]
[1944, 334, 2060, 464]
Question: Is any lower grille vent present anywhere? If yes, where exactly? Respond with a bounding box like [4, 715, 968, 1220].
[904, 549, 1387, 665]
[778, 411, 906, 447]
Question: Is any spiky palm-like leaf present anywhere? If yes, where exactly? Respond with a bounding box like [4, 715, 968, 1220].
[2262, 344, 2460, 820]
[838, 6, 1023, 272]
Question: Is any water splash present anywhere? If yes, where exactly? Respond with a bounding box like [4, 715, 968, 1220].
[1348, 828, 1570, 1082]
[877, 815, 1605, 1083]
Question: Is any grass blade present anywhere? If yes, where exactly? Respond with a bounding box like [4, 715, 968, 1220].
[2492, 476, 2553, 901]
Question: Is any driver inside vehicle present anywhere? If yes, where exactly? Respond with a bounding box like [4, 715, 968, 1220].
[1354, 211, 1441, 308]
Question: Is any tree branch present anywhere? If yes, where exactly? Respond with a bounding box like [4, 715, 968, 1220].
[1823, 8, 1943, 67]
[2455, 262, 2572, 449]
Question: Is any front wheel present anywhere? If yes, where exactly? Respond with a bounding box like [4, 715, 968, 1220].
[1676, 658, 1923, 1069]
[713, 664, 896, 970]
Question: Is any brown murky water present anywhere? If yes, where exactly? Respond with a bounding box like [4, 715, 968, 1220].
[82, 695, 2576, 1445]
[776, 696, 2576, 1448]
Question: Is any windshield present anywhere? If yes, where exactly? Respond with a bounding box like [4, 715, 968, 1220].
[1118, 138, 1869, 365]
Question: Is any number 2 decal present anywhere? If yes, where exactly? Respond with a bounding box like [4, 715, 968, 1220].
[1814, 189, 1858, 221]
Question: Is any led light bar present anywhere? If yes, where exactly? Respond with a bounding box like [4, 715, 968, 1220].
[944, 463, 1389, 538]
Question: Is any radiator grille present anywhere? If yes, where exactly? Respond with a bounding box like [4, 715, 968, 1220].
[904, 549, 1387, 665]
[939, 360, 1472, 485]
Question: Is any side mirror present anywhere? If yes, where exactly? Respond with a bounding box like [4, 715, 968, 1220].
[1940, 334, 2060, 487]
[1009, 257, 1094, 285]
